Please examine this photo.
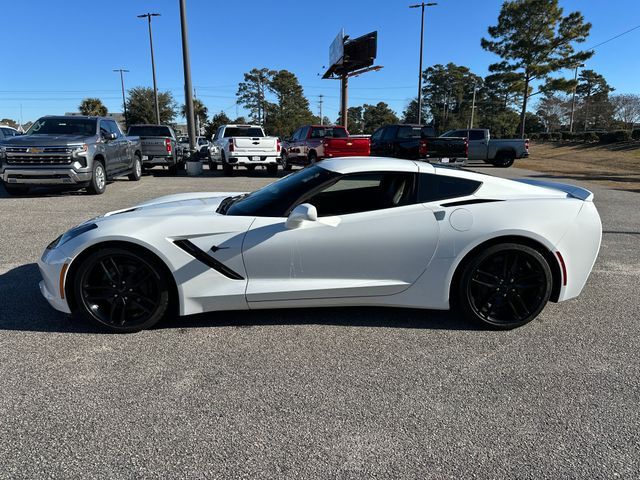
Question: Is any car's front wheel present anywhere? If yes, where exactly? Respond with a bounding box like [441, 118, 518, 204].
[87, 160, 106, 195]
[73, 247, 171, 333]
[457, 243, 552, 329]
[128, 154, 142, 181]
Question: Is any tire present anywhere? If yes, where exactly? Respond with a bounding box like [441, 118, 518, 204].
[456, 243, 552, 329]
[246, 165, 256, 172]
[72, 246, 171, 333]
[209, 160, 218, 171]
[87, 160, 107, 195]
[493, 152, 515, 168]
[281, 152, 292, 171]
[3, 183, 30, 195]
[168, 164, 179, 175]
[128, 154, 142, 181]
[266, 164, 278, 175]
[222, 152, 233, 176]
[307, 150, 317, 165]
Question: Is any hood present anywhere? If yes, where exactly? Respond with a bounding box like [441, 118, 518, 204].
[97, 192, 248, 221]
[2, 134, 94, 146]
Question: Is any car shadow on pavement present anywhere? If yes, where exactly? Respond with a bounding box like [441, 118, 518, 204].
[0, 183, 90, 199]
[0, 263, 478, 333]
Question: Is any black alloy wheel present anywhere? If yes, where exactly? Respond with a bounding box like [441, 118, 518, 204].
[73, 247, 170, 333]
[458, 243, 552, 329]
[281, 152, 292, 171]
[493, 152, 515, 168]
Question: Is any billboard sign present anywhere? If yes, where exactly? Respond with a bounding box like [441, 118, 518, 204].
[329, 29, 345, 67]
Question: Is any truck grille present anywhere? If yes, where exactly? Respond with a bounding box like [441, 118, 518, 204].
[5, 146, 74, 165]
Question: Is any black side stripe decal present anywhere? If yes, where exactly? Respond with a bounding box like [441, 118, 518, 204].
[440, 199, 504, 207]
[174, 239, 244, 280]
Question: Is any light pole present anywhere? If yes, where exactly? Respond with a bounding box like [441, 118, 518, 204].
[569, 63, 584, 133]
[409, 2, 437, 125]
[113, 68, 129, 127]
[469, 83, 477, 129]
[179, 0, 197, 153]
[138, 13, 161, 125]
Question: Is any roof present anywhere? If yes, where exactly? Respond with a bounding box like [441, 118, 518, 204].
[317, 157, 434, 174]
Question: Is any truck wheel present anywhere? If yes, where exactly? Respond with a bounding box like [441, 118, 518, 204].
[493, 152, 515, 168]
[246, 165, 256, 173]
[87, 160, 107, 195]
[168, 164, 179, 175]
[266, 164, 278, 175]
[222, 162, 233, 176]
[209, 160, 218, 171]
[281, 152, 292, 171]
[3, 183, 30, 196]
[128, 154, 142, 181]
[307, 151, 317, 165]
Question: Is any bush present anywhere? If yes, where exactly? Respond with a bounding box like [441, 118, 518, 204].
[538, 132, 551, 141]
[598, 130, 631, 143]
[632, 129, 640, 140]
[528, 132, 540, 140]
[560, 131, 582, 141]
[549, 132, 562, 141]
[583, 132, 599, 142]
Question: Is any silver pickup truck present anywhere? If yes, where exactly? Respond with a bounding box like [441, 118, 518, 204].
[127, 124, 184, 174]
[440, 128, 529, 168]
[0, 115, 142, 195]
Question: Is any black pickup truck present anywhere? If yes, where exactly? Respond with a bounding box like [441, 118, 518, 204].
[127, 124, 184, 174]
[370, 124, 468, 165]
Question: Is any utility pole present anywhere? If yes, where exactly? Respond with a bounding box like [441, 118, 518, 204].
[193, 87, 200, 135]
[569, 63, 584, 133]
[340, 76, 348, 128]
[469, 83, 477, 129]
[113, 68, 130, 127]
[178, 0, 197, 153]
[409, 2, 437, 125]
[138, 13, 161, 124]
[319, 94, 324, 125]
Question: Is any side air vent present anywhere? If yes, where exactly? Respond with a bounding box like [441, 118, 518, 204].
[173, 239, 244, 280]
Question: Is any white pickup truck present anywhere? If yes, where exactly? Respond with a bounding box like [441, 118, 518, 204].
[209, 124, 280, 175]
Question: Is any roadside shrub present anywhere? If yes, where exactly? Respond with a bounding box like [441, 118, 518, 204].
[560, 131, 582, 141]
[549, 132, 562, 141]
[538, 132, 551, 141]
[632, 129, 640, 140]
[528, 132, 540, 140]
[598, 130, 631, 143]
[583, 132, 599, 142]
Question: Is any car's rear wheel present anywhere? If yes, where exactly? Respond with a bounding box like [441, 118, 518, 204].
[221, 152, 233, 176]
[209, 160, 218, 171]
[73, 247, 170, 333]
[307, 150, 317, 164]
[87, 160, 106, 195]
[493, 152, 515, 168]
[128, 154, 142, 181]
[457, 243, 552, 329]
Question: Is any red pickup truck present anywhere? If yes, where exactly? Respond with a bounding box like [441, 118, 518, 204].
[280, 125, 370, 170]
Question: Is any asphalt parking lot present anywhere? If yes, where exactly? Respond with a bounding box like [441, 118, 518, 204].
[0, 164, 638, 479]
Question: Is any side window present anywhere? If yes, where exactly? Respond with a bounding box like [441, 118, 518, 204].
[418, 173, 481, 203]
[290, 128, 300, 141]
[106, 120, 121, 137]
[370, 128, 383, 142]
[99, 121, 110, 138]
[299, 126, 309, 140]
[304, 172, 416, 217]
[468, 130, 485, 141]
[381, 126, 397, 141]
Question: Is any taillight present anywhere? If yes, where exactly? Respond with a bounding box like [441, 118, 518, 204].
[165, 138, 172, 154]
[525, 139, 530, 151]
[276, 139, 281, 152]
[419, 139, 428, 156]
[228, 140, 235, 152]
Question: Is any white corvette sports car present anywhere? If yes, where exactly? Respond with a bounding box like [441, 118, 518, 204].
[38, 157, 602, 333]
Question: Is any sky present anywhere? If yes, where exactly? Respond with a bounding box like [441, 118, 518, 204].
[1, 0, 639, 124]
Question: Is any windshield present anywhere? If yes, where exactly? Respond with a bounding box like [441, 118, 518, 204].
[223, 127, 264, 138]
[224, 166, 338, 217]
[27, 118, 97, 136]
[310, 127, 347, 139]
[128, 126, 172, 137]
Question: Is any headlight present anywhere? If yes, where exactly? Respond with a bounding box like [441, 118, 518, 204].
[0, 146, 6, 159]
[71, 144, 88, 157]
[47, 223, 97, 250]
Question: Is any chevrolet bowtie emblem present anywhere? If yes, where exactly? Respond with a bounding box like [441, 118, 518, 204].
[28, 147, 44, 154]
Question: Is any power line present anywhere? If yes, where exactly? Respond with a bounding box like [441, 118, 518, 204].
[587, 24, 640, 50]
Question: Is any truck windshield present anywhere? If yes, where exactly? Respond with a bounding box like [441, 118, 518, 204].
[224, 127, 264, 137]
[27, 118, 96, 136]
[223, 165, 338, 217]
[128, 126, 172, 137]
[310, 127, 347, 138]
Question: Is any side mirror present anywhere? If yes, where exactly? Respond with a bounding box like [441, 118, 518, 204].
[286, 203, 318, 229]
[104, 132, 117, 141]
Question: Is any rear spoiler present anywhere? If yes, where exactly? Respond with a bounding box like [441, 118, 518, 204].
[515, 179, 594, 201]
